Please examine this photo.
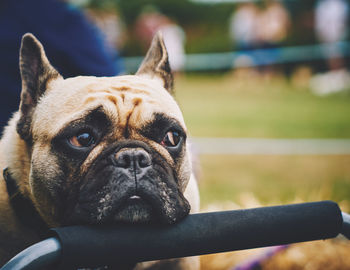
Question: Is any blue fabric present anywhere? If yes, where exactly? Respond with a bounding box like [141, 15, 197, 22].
[0, 0, 123, 129]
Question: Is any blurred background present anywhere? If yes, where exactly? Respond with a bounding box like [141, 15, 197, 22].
[2, 0, 350, 268]
[68, 0, 350, 208]
[79, 0, 350, 268]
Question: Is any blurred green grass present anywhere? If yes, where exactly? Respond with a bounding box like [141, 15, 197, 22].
[175, 74, 350, 138]
[174, 74, 350, 208]
[199, 155, 350, 208]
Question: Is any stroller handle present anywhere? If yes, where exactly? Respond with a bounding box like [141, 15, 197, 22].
[1, 200, 348, 270]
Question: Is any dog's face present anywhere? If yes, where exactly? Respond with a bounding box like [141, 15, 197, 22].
[14, 33, 192, 227]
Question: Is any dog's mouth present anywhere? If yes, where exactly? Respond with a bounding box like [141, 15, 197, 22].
[69, 185, 188, 226]
[65, 168, 190, 226]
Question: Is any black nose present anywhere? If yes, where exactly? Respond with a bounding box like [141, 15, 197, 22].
[115, 148, 152, 169]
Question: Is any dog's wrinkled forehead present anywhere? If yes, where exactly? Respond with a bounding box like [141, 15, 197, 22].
[31, 75, 186, 139]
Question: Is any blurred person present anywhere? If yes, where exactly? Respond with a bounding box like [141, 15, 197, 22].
[0, 0, 122, 131]
[134, 7, 186, 72]
[229, 2, 290, 73]
[315, 0, 349, 70]
[256, 0, 290, 75]
[134, 6, 165, 46]
[257, 1, 290, 49]
[229, 3, 260, 51]
[311, 0, 350, 95]
[229, 3, 260, 71]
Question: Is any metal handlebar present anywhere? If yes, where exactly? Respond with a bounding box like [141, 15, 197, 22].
[2, 201, 349, 270]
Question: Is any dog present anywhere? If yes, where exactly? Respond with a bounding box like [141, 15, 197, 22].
[0, 32, 200, 270]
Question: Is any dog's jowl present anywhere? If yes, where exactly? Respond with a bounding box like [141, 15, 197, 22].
[0, 32, 200, 269]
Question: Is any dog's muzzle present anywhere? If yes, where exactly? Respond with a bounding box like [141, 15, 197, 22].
[67, 142, 190, 225]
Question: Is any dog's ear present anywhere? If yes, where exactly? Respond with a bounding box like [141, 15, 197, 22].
[136, 31, 173, 92]
[17, 33, 62, 141]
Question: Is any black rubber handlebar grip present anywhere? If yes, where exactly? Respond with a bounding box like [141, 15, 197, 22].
[51, 201, 342, 269]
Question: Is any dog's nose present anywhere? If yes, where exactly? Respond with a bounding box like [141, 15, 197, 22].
[115, 148, 151, 169]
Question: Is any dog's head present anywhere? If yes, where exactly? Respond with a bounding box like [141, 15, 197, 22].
[10, 33, 192, 226]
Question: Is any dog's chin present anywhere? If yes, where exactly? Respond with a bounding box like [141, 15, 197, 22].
[66, 190, 189, 226]
[113, 196, 154, 224]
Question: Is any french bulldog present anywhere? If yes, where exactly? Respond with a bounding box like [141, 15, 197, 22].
[0, 32, 199, 269]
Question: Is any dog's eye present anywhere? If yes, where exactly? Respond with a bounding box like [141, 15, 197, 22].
[161, 130, 181, 147]
[69, 132, 95, 148]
